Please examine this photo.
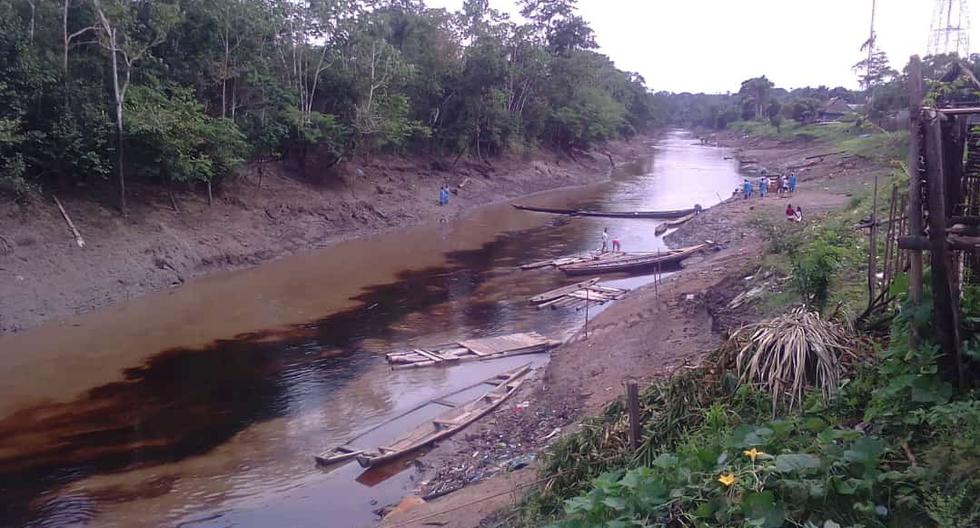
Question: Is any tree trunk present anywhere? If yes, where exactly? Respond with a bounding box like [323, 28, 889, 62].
[106, 27, 127, 215]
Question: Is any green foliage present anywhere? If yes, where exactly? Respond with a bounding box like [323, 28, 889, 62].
[792, 240, 842, 312]
[0, 0, 659, 200]
[125, 85, 248, 185]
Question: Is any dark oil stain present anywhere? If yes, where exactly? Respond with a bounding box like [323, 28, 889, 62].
[0, 219, 595, 526]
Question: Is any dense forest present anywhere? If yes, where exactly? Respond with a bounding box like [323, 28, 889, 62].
[0, 0, 660, 211]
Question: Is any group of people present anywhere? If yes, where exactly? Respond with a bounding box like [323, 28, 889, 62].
[786, 204, 803, 223]
[601, 227, 621, 252]
[438, 185, 451, 206]
[740, 172, 797, 199]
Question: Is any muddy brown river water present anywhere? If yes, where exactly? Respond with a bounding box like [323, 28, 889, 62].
[0, 130, 743, 527]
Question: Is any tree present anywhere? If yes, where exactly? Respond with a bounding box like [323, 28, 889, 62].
[852, 49, 896, 93]
[738, 76, 774, 121]
[92, 0, 179, 213]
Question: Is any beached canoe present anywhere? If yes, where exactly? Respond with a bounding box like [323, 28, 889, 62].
[654, 210, 699, 235]
[511, 204, 700, 219]
[386, 332, 559, 369]
[353, 364, 531, 468]
[559, 245, 707, 275]
[314, 364, 531, 467]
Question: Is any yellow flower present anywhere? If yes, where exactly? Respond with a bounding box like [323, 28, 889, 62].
[743, 448, 765, 462]
[718, 473, 737, 487]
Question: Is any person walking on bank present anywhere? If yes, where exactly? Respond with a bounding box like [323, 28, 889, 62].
[742, 179, 753, 199]
[601, 227, 609, 252]
[788, 172, 797, 193]
[758, 176, 768, 198]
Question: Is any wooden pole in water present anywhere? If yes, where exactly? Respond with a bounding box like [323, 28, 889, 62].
[626, 380, 641, 450]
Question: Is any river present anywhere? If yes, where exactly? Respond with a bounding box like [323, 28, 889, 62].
[0, 130, 743, 527]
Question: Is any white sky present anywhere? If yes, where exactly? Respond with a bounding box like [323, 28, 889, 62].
[424, 0, 979, 93]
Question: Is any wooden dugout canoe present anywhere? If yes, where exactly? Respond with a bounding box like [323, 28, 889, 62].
[353, 363, 531, 468]
[511, 203, 699, 219]
[559, 245, 707, 275]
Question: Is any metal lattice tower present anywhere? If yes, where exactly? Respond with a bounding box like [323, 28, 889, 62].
[928, 0, 971, 57]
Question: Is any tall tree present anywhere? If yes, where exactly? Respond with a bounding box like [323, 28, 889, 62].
[91, 0, 179, 213]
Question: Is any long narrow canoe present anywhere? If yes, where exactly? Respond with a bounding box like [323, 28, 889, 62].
[559, 245, 707, 275]
[654, 210, 699, 235]
[512, 204, 700, 219]
[314, 364, 531, 467]
[354, 364, 532, 468]
[510, 204, 579, 215]
[573, 207, 698, 219]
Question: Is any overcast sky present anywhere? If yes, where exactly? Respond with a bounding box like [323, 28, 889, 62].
[424, 0, 977, 93]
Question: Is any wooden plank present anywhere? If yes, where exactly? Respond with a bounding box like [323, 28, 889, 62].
[413, 348, 445, 363]
[458, 333, 547, 356]
[925, 116, 964, 386]
[529, 278, 600, 303]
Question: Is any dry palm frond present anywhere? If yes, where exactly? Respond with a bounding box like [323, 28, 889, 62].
[719, 306, 856, 412]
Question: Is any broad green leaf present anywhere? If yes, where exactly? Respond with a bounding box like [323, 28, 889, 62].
[741, 491, 786, 528]
[775, 453, 822, 473]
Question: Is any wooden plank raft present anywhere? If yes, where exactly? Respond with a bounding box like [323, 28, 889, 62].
[529, 278, 630, 310]
[520, 251, 642, 271]
[354, 364, 532, 468]
[315, 364, 530, 468]
[386, 332, 560, 369]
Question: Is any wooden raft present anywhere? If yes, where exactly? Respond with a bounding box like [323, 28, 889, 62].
[520, 251, 638, 271]
[386, 332, 560, 369]
[529, 278, 630, 310]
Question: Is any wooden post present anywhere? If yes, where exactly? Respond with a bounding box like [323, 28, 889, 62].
[907, 56, 925, 339]
[868, 171, 879, 307]
[626, 380, 640, 450]
[584, 287, 589, 339]
[925, 115, 964, 386]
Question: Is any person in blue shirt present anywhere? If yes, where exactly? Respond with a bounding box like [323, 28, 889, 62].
[758, 176, 768, 198]
[742, 179, 752, 199]
[788, 173, 797, 193]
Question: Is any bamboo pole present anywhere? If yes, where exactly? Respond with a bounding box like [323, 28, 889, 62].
[906, 56, 925, 346]
[53, 195, 85, 248]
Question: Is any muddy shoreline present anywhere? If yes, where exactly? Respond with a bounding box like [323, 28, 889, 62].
[381, 130, 889, 527]
[0, 140, 647, 334]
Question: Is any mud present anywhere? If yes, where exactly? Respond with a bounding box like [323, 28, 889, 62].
[0, 144, 643, 334]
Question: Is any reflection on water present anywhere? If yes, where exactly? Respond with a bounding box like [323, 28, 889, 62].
[0, 130, 743, 527]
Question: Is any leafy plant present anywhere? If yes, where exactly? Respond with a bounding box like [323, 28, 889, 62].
[720, 308, 856, 412]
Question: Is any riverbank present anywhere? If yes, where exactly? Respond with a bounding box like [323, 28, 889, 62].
[379, 126, 894, 527]
[0, 142, 645, 334]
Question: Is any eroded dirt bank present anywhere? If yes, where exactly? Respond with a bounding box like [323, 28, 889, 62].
[380, 131, 888, 528]
[0, 144, 642, 334]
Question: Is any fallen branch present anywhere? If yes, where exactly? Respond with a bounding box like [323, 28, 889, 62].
[804, 150, 847, 160]
[53, 195, 85, 248]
